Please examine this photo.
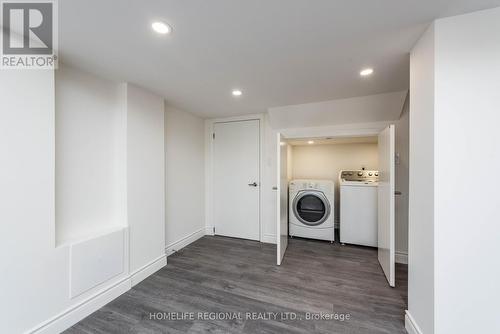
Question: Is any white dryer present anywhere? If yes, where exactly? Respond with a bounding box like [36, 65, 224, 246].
[339, 170, 378, 247]
[289, 179, 335, 242]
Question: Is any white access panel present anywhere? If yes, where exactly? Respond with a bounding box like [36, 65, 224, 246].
[340, 184, 378, 247]
[70, 228, 125, 298]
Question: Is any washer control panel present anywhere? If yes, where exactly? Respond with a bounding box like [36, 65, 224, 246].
[340, 170, 379, 182]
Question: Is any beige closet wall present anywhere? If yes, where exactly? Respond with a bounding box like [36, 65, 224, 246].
[291, 142, 378, 223]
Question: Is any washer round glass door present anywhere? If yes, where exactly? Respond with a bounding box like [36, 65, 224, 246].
[293, 191, 331, 226]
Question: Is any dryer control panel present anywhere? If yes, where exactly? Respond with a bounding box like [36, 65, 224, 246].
[289, 179, 334, 194]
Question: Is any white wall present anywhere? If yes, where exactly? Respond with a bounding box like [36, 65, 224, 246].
[55, 65, 127, 244]
[0, 67, 66, 334]
[0, 65, 167, 333]
[268, 90, 407, 129]
[165, 105, 205, 254]
[409, 8, 500, 333]
[408, 23, 435, 334]
[126, 84, 166, 275]
[291, 143, 378, 224]
[433, 8, 500, 333]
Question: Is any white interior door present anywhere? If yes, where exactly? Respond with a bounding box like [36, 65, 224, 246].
[276, 133, 288, 265]
[213, 120, 260, 240]
[378, 124, 396, 287]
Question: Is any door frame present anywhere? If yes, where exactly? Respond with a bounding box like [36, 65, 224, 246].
[279, 121, 394, 139]
[205, 113, 265, 241]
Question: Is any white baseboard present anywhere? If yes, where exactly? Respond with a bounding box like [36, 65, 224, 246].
[205, 226, 215, 236]
[166, 228, 206, 256]
[396, 251, 408, 264]
[405, 310, 423, 334]
[130, 254, 167, 286]
[30, 254, 167, 334]
[261, 233, 276, 244]
[30, 277, 131, 334]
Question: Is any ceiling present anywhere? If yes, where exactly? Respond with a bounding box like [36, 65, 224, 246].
[59, 1, 500, 118]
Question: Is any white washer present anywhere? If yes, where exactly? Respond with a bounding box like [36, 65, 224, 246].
[339, 170, 378, 247]
[289, 179, 335, 242]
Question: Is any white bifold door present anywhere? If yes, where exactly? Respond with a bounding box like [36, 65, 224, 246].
[213, 120, 260, 241]
[276, 133, 289, 265]
[378, 124, 396, 287]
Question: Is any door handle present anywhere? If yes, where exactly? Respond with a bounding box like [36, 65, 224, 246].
[395, 191, 402, 196]
[248, 182, 258, 187]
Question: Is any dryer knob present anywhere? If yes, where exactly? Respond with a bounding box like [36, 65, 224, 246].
[357, 172, 363, 176]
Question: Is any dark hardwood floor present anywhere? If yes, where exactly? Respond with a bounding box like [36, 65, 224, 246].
[65, 236, 407, 334]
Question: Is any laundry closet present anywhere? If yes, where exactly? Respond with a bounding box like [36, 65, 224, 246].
[284, 136, 379, 246]
[277, 125, 396, 286]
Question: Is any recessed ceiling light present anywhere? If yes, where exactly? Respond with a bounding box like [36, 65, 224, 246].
[280, 142, 286, 146]
[232, 89, 242, 96]
[152, 21, 171, 34]
[308, 140, 314, 144]
[360, 68, 374, 76]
